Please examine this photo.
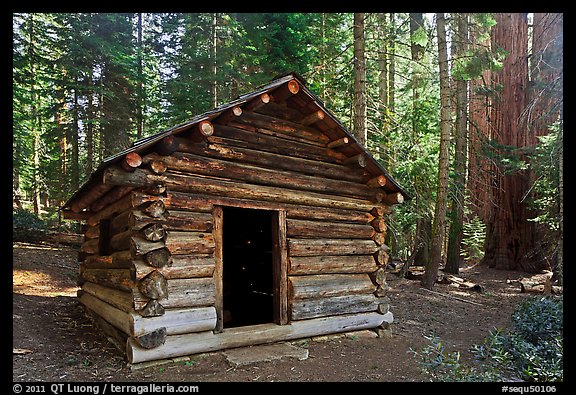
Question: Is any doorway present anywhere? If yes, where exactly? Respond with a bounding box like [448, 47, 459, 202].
[222, 207, 274, 328]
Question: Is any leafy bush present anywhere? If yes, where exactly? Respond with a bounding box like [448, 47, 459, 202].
[475, 296, 563, 381]
[414, 296, 563, 382]
[13, 209, 47, 241]
[13, 209, 47, 231]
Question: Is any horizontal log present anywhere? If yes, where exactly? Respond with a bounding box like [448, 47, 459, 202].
[148, 160, 168, 175]
[90, 185, 135, 213]
[127, 311, 392, 363]
[165, 231, 215, 255]
[62, 210, 91, 220]
[274, 78, 300, 99]
[87, 192, 137, 227]
[81, 281, 133, 312]
[70, 182, 114, 213]
[370, 206, 392, 217]
[146, 151, 375, 201]
[82, 255, 115, 269]
[146, 190, 374, 225]
[366, 175, 387, 188]
[241, 92, 271, 112]
[189, 120, 214, 142]
[85, 225, 100, 239]
[81, 238, 100, 255]
[153, 135, 367, 184]
[212, 127, 346, 164]
[288, 255, 378, 275]
[288, 274, 375, 300]
[132, 191, 213, 213]
[130, 306, 217, 336]
[301, 110, 325, 126]
[104, 167, 381, 212]
[133, 277, 215, 310]
[382, 192, 404, 205]
[131, 236, 166, 257]
[211, 124, 346, 164]
[344, 154, 367, 168]
[79, 292, 131, 335]
[253, 100, 303, 122]
[291, 294, 379, 321]
[286, 218, 374, 239]
[134, 255, 215, 280]
[83, 303, 128, 353]
[327, 137, 349, 149]
[288, 238, 380, 257]
[110, 229, 134, 251]
[215, 106, 243, 125]
[80, 267, 134, 292]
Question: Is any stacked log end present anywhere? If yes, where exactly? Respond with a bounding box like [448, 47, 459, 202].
[78, 188, 220, 355]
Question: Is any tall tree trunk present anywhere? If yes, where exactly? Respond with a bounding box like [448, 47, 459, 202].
[423, 13, 451, 289]
[409, 13, 425, 133]
[389, 13, 396, 115]
[481, 13, 547, 273]
[210, 13, 218, 108]
[445, 13, 469, 274]
[136, 12, 143, 140]
[557, 110, 563, 285]
[467, 26, 492, 225]
[86, 77, 94, 174]
[529, 13, 563, 281]
[353, 13, 367, 147]
[408, 13, 431, 268]
[413, 216, 431, 266]
[27, 14, 41, 216]
[71, 85, 80, 191]
[377, 13, 389, 167]
[320, 13, 327, 101]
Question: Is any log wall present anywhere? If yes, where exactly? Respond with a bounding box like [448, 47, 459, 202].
[76, 88, 395, 363]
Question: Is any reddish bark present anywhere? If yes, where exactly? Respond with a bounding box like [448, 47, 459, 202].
[480, 13, 550, 272]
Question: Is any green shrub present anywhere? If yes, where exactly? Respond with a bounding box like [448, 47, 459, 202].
[475, 296, 563, 382]
[414, 296, 563, 382]
[12, 209, 47, 241]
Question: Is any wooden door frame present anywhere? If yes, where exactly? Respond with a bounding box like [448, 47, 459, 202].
[212, 205, 288, 333]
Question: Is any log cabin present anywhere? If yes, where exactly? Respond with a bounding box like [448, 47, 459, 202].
[61, 72, 410, 364]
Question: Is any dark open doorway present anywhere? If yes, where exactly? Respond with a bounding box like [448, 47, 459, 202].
[222, 207, 274, 328]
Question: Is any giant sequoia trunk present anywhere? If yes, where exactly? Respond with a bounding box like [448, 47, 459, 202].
[480, 13, 548, 273]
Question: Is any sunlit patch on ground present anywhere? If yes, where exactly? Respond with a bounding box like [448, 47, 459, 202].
[13, 269, 78, 297]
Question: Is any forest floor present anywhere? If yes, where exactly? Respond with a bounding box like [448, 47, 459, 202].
[13, 240, 545, 383]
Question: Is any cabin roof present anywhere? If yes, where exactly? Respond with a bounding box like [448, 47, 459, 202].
[62, 72, 410, 214]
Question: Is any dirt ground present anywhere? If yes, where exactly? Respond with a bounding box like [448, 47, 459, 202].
[12, 240, 540, 383]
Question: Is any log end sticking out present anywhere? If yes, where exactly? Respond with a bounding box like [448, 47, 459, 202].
[197, 120, 214, 137]
[287, 79, 300, 94]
